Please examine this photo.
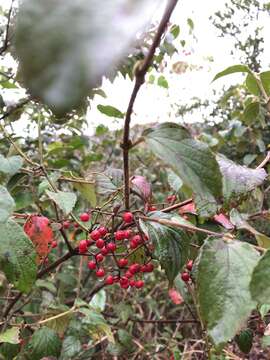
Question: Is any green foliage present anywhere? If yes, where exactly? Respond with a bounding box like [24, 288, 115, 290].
[0, 186, 15, 222]
[212, 64, 252, 82]
[235, 329, 253, 354]
[197, 238, 259, 347]
[46, 190, 77, 215]
[0, 328, 20, 344]
[0, 155, 23, 176]
[250, 249, 270, 303]
[27, 327, 62, 359]
[97, 105, 124, 118]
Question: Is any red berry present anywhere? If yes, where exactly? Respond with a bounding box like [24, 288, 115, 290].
[129, 279, 136, 287]
[130, 240, 138, 249]
[135, 280, 144, 288]
[80, 212, 90, 222]
[120, 277, 129, 288]
[140, 265, 148, 273]
[96, 253, 104, 262]
[51, 241, 57, 248]
[124, 229, 132, 239]
[181, 272, 190, 282]
[129, 263, 141, 274]
[79, 240, 88, 254]
[123, 212, 134, 223]
[131, 234, 143, 246]
[186, 260, 193, 271]
[125, 271, 133, 278]
[146, 263, 154, 272]
[96, 239, 105, 249]
[113, 276, 120, 283]
[101, 246, 109, 256]
[86, 239, 94, 247]
[91, 229, 101, 241]
[167, 195, 176, 203]
[118, 258, 128, 268]
[63, 221, 70, 229]
[115, 230, 126, 241]
[74, 222, 79, 228]
[105, 275, 114, 285]
[96, 268, 105, 278]
[87, 260, 96, 270]
[107, 242, 116, 252]
[99, 226, 108, 237]
[148, 206, 157, 211]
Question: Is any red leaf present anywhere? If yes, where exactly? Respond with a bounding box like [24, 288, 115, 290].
[178, 201, 197, 215]
[131, 175, 152, 202]
[168, 288, 184, 305]
[213, 213, 234, 230]
[24, 215, 54, 262]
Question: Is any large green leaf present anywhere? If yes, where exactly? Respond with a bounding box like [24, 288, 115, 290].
[217, 154, 266, 203]
[15, 0, 158, 116]
[0, 186, 15, 223]
[28, 327, 62, 359]
[46, 190, 77, 215]
[197, 238, 259, 347]
[96, 168, 123, 196]
[245, 73, 260, 95]
[140, 212, 190, 285]
[0, 155, 23, 176]
[212, 64, 251, 82]
[60, 336, 81, 360]
[73, 182, 97, 207]
[250, 250, 270, 303]
[144, 123, 223, 217]
[0, 219, 37, 293]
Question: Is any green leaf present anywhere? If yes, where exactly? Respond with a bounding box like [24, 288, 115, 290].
[243, 102, 260, 123]
[15, 0, 158, 116]
[170, 24, 180, 39]
[73, 182, 96, 207]
[157, 75, 169, 89]
[0, 186, 15, 223]
[212, 65, 251, 82]
[28, 327, 62, 359]
[140, 212, 190, 285]
[0, 328, 20, 344]
[250, 249, 270, 303]
[259, 304, 270, 319]
[97, 105, 124, 118]
[45, 306, 72, 335]
[96, 168, 123, 196]
[235, 329, 253, 354]
[14, 191, 33, 211]
[197, 238, 259, 347]
[217, 154, 266, 203]
[260, 71, 270, 96]
[0, 219, 37, 293]
[46, 190, 77, 215]
[144, 123, 223, 217]
[167, 169, 183, 192]
[0, 155, 23, 176]
[89, 289, 106, 312]
[60, 336, 81, 360]
[245, 73, 260, 95]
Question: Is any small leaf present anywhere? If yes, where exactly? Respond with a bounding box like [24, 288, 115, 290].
[197, 238, 259, 347]
[131, 175, 152, 203]
[170, 24, 180, 39]
[46, 190, 77, 215]
[0, 328, 20, 344]
[89, 289, 106, 312]
[245, 73, 260, 95]
[212, 64, 251, 82]
[144, 123, 223, 217]
[28, 327, 62, 359]
[0, 219, 37, 293]
[157, 75, 169, 89]
[140, 212, 190, 285]
[0, 186, 15, 223]
[213, 213, 234, 230]
[0, 155, 23, 176]
[250, 249, 270, 303]
[235, 329, 253, 354]
[97, 105, 124, 118]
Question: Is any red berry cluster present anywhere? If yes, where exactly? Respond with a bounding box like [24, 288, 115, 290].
[181, 260, 193, 283]
[77, 212, 154, 290]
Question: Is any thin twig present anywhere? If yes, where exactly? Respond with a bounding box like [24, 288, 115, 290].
[256, 151, 270, 169]
[122, 0, 179, 209]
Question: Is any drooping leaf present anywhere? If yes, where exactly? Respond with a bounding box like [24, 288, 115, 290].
[213, 213, 234, 230]
[0, 219, 37, 293]
[46, 190, 77, 215]
[250, 250, 270, 303]
[97, 105, 124, 118]
[212, 64, 251, 82]
[131, 175, 152, 203]
[143, 123, 223, 217]
[217, 154, 266, 203]
[15, 0, 158, 116]
[96, 168, 123, 196]
[197, 238, 259, 347]
[28, 327, 62, 359]
[140, 212, 190, 285]
[0, 155, 23, 176]
[0, 186, 15, 223]
[24, 215, 54, 262]
[0, 328, 20, 344]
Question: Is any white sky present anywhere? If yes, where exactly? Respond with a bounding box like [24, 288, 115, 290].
[1, 0, 270, 135]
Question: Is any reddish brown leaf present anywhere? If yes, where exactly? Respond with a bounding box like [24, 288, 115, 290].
[131, 175, 152, 203]
[24, 215, 54, 262]
[213, 213, 234, 230]
[178, 202, 197, 215]
[168, 288, 184, 305]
